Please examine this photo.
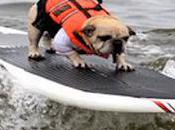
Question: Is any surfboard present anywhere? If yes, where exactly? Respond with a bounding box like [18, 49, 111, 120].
[0, 31, 175, 113]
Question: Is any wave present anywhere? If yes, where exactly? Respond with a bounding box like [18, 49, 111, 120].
[0, 26, 27, 35]
[144, 28, 175, 34]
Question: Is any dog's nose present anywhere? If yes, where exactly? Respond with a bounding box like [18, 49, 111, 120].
[112, 39, 123, 47]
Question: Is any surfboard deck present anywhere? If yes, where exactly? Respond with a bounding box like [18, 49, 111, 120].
[1, 32, 175, 113]
[0, 46, 175, 99]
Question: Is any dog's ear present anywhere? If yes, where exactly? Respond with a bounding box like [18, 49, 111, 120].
[81, 25, 96, 37]
[127, 26, 136, 36]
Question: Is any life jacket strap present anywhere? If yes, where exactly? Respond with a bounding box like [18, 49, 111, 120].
[73, 31, 94, 53]
[69, 0, 91, 18]
[73, 31, 109, 59]
[84, 4, 109, 15]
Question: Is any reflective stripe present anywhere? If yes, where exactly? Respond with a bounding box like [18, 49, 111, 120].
[48, 0, 69, 13]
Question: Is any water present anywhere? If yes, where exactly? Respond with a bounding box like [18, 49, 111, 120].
[0, 1, 175, 130]
[106, 0, 175, 30]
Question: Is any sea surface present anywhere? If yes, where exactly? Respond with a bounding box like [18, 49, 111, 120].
[0, 0, 175, 130]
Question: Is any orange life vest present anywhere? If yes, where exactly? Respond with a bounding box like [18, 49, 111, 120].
[46, 0, 110, 56]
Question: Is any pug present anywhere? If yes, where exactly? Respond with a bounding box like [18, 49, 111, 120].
[79, 16, 136, 71]
[28, 0, 136, 71]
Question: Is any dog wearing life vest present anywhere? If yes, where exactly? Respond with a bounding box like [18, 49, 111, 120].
[28, 0, 136, 71]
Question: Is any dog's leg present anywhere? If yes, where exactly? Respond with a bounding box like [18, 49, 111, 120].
[116, 53, 134, 72]
[67, 51, 86, 68]
[112, 40, 134, 72]
[28, 4, 43, 60]
[42, 32, 56, 54]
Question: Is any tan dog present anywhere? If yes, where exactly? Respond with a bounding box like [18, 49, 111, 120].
[28, 1, 135, 71]
[80, 16, 135, 71]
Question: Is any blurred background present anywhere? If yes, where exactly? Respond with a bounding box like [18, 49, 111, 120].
[0, 0, 175, 130]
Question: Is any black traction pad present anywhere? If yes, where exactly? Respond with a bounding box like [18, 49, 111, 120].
[0, 47, 175, 99]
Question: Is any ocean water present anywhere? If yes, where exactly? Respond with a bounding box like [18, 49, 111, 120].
[0, 0, 175, 130]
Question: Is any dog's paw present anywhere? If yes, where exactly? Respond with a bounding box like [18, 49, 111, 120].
[46, 48, 56, 54]
[116, 62, 135, 72]
[71, 57, 87, 68]
[28, 52, 45, 61]
[72, 59, 87, 69]
[67, 51, 88, 69]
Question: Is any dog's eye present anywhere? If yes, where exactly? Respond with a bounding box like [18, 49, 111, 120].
[98, 35, 112, 42]
[122, 36, 129, 42]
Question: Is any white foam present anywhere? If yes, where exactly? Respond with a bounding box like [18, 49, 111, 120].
[0, 26, 27, 35]
[142, 45, 163, 55]
[0, 44, 13, 48]
[136, 32, 148, 40]
[162, 60, 175, 79]
[128, 32, 148, 46]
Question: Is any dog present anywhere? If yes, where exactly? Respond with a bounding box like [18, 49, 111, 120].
[28, 0, 136, 71]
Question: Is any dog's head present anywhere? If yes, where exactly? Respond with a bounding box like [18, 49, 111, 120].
[80, 16, 136, 55]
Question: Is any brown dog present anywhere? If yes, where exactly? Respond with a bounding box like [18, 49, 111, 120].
[28, 0, 136, 71]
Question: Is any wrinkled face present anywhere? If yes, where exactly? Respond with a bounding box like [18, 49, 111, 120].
[81, 16, 136, 54]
